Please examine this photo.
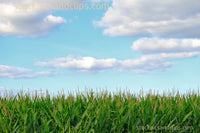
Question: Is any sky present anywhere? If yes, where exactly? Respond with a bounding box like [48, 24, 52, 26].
[0, 0, 200, 95]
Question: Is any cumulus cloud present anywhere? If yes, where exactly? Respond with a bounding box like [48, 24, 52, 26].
[0, 65, 58, 79]
[35, 56, 119, 73]
[34, 52, 200, 73]
[120, 52, 200, 73]
[0, 5, 66, 37]
[132, 38, 200, 53]
[94, 0, 200, 38]
[0, 0, 76, 37]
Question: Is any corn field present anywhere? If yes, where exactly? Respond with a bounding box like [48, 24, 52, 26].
[0, 89, 199, 133]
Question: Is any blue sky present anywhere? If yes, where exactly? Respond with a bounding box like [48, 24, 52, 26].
[1, 0, 200, 95]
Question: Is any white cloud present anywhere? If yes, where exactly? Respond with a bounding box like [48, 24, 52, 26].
[132, 38, 200, 53]
[34, 52, 200, 73]
[0, 4, 66, 37]
[120, 52, 200, 73]
[94, 0, 200, 38]
[35, 56, 119, 73]
[0, 0, 75, 37]
[0, 65, 58, 78]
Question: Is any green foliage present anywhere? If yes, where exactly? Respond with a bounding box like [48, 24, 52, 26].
[0, 90, 199, 133]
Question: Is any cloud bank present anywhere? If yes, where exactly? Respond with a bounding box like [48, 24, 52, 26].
[94, 0, 200, 38]
[132, 38, 200, 53]
[35, 52, 200, 74]
[0, 0, 76, 37]
[0, 65, 57, 79]
[35, 56, 119, 73]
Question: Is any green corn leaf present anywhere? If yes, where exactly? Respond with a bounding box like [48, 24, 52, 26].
[182, 111, 193, 124]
